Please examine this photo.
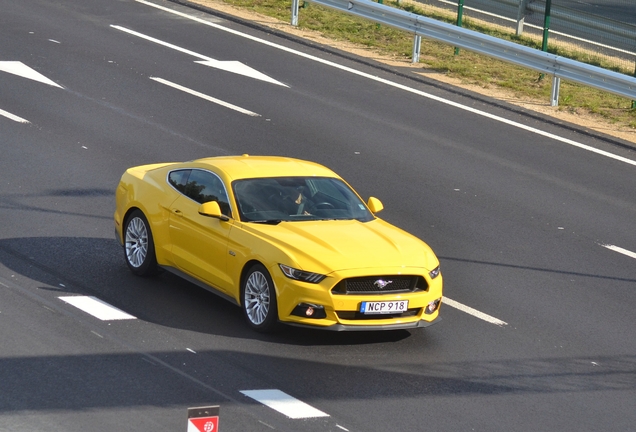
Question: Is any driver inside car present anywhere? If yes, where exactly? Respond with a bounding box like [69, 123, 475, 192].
[282, 186, 313, 215]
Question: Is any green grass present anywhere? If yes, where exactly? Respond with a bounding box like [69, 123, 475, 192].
[219, 0, 636, 130]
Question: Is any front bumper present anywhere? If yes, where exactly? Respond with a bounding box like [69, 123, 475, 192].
[272, 266, 443, 331]
[285, 315, 441, 331]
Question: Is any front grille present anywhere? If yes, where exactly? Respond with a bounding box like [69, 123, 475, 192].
[331, 275, 426, 295]
[336, 308, 421, 320]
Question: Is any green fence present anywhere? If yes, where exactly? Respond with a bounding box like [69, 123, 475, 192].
[411, 0, 636, 77]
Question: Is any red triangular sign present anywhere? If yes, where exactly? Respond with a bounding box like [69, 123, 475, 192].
[188, 417, 219, 432]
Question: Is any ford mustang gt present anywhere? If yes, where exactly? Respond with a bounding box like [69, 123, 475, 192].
[114, 155, 442, 332]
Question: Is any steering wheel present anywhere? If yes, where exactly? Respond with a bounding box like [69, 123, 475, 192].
[314, 202, 335, 209]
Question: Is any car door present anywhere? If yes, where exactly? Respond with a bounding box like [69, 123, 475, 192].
[168, 169, 234, 292]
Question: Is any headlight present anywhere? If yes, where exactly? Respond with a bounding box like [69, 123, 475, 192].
[429, 266, 441, 279]
[279, 264, 326, 283]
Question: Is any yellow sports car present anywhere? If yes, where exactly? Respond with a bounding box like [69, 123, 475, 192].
[114, 155, 442, 332]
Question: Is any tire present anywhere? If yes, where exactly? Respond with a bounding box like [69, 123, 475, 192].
[124, 209, 159, 276]
[241, 264, 279, 332]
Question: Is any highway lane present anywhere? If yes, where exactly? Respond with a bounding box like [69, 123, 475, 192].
[416, 0, 636, 59]
[558, 0, 636, 22]
[1, 0, 635, 431]
[415, 0, 635, 24]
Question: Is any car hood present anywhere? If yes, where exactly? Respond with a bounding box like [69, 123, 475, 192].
[242, 218, 439, 274]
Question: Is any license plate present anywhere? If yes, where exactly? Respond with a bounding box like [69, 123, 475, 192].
[360, 300, 408, 314]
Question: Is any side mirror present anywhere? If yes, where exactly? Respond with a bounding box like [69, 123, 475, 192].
[367, 197, 384, 214]
[198, 201, 230, 221]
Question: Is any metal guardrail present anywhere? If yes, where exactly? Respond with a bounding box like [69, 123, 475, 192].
[292, 0, 636, 106]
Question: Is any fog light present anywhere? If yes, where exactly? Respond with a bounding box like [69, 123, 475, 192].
[425, 298, 441, 314]
[291, 303, 327, 319]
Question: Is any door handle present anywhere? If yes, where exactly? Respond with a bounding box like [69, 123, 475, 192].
[172, 208, 183, 217]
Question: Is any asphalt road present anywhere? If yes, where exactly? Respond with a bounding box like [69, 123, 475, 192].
[558, 0, 636, 22]
[440, 0, 636, 23]
[1, 0, 635, 431]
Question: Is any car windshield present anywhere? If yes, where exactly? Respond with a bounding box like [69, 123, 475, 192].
[233, 177, 374, 223]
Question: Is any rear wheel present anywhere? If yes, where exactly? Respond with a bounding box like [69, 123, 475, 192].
[241, 264, 279, 332]
[124, 209, 158, 276]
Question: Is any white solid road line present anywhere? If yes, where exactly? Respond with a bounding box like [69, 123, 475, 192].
[241, 389, 329, 419]
[135, 0, 636, 167]
[443, 297, 508, 327]
[150, 77, 261, 116]
[0, 108, 30, 123]
[59, 296, 136, 320]
[602, 244, 636, 260]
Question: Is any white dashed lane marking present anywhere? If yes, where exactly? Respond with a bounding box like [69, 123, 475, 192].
[241, 389, 329, 419]
[64, 242, 631, 329]
[59, 296, 136, 320]
[603, 244, 636, 260]
[150, 77, 261, 117]
[0, 108, 30, 123]
[443, 297, 508, 326]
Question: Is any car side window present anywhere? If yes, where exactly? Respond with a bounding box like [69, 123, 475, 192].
[168, 170, 191, 194]
[182, 170, 231, 217]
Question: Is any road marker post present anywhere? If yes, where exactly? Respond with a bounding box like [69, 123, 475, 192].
[187, 406, 220, 432]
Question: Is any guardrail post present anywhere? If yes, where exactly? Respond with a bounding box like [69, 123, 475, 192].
[291, 0, 300, 26]
[516, 0, 529, 36]
[412, 35, 421, 63]
[551, 76, 560, 106]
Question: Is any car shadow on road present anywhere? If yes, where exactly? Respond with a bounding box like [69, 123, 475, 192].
[0, 236, 414, 345]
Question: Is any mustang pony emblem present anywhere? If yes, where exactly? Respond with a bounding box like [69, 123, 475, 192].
[374, 279, 393, 289]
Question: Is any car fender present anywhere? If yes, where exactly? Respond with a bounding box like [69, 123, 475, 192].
[115, 168, 179, 266]
[224, 222, 300, 302]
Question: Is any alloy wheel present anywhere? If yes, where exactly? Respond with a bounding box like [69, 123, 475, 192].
[244, 270, 271, 325]
[125, 216, 148, 268]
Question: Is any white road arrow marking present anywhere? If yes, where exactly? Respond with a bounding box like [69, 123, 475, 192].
[193, 59, 284, 85]
[0, 61, 63, 88]
[111, 25, 287, 87]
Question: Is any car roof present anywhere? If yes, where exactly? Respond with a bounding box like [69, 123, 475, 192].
[191, 155, 341, 181]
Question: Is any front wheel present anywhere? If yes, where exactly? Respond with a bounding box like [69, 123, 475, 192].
[124, 209, 159, 276]
[241, 264, 279, 332]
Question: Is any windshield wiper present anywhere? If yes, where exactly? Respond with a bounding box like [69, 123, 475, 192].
[249, 219, 282, 225]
